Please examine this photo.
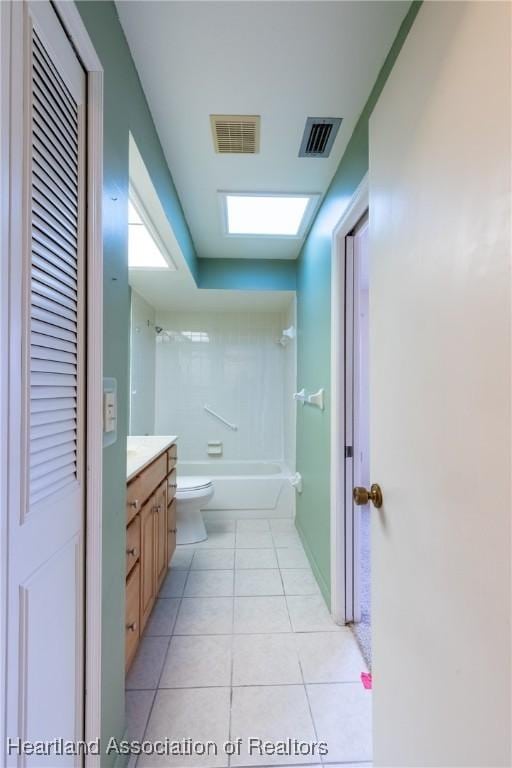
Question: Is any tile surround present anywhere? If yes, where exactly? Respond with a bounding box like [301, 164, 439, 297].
[127, 518, 371, 767]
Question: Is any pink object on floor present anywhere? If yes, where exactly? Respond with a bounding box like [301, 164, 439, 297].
[361, 672, 372, 689]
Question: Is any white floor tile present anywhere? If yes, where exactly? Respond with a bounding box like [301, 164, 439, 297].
[191, 549, 235, 570]
[236, 532, 274, 549]
[126, 690, 155, 768]
[160, 635, 232, 688]
[272, 532, 302, 548]
[126, 636, 169, 690]
[280, 569, 320, 596]
[174, 597, 233, 635]
[307, 683, 372, 764]
[234, 596, 291, 634]
[159, 570, 187, 598]
[234, 569, 283, 596]
[232, 634, 301, 686]
[269, 519, 296, 532]
[276, 548, 310, 569]
[296, 631, 367, 683]
[144, 599, 180, 636]
[230, 685, 317, 766]
[140, 687, 230, 767]
[235, 549, 278, 569]
[170, 549, 195, 570]
[194, 531, 236, 549]
[236, 519, 270, 532]
[184, 570, 234, 597]
[286, 596, 341, 633]
[206, 520, 235, 533]
[126, 689, 155, 740]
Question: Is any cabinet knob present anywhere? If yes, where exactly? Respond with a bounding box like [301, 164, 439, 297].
[126, 546, 138, 557]
[168, 527, 177, 534]
[128, 500, 139, 509]
[169, 483, 177, 489]
[126, 621, 137, 632]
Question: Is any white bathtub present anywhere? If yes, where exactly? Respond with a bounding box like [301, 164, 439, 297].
[178, 460, 295, 518]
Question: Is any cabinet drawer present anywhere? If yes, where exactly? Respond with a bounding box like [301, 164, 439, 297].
[126, 514, 140, 576]
[127, 453, 167, 524]
[125, 562, 140, 671]
[167, 443, 177, 473]
[167, 497, 177, 565]
[167, 468, 177, 503]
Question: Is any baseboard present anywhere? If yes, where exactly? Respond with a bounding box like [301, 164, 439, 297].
[295, 520, 331, 606]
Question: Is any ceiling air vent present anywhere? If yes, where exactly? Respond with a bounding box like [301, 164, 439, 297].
[299, 117, 342, 158]
[210, 115, 260, 154]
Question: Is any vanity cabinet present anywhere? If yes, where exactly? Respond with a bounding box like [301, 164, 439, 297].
[125, 440, 178, 671]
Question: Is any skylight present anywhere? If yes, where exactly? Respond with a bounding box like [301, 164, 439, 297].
[128, 200, 170, 269]
[221, 193, 319, 238]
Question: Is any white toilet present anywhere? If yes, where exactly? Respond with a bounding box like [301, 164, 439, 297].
[175, 476, 214, 545]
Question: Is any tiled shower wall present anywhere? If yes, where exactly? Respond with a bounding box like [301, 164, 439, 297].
[154, 307, 296, 464]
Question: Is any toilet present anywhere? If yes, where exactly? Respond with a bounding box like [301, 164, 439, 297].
[175, 476, 214, 545]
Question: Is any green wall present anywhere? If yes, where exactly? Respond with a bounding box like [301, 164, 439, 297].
[295, 2, 421, 603]
[198, 258, 296, 291]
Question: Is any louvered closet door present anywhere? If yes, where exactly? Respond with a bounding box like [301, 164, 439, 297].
[6, 3, 86, 764]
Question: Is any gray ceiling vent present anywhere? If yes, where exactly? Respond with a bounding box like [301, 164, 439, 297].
[210, 115, 260, 154]
[299, 117, 342, 158]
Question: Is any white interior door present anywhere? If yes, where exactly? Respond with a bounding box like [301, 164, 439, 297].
[6, 2, 86, 764]
[370, 2, 511, 765]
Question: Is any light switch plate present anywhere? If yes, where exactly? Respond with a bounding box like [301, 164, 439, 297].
[103, 377, 117, 447]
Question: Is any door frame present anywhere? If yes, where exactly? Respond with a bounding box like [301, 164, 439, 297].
[0, 2, 104, 764]
[330, 173, 368, 624]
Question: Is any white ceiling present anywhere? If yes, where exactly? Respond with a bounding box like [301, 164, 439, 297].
[116, 1, 410, 260]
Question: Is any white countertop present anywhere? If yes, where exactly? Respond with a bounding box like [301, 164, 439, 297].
[127, 435, 178, 482]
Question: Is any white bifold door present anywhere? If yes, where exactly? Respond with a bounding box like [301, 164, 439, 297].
[6, 2, 86, 765]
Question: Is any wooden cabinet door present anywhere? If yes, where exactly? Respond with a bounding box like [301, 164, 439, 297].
[154, 480, 168, 592]
[125, 562, 140, 671]
[140, 496, 155, 632]
[167, 497, 177, 566]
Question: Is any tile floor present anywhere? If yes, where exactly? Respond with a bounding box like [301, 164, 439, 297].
[126, 517, 372, 768]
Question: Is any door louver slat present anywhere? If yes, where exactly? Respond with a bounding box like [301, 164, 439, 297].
[33, 159, 78, 213]
[33, 200, 77, 248]
[33, 226, 78, 268]
[29, 30, 81, 505]
[31, 407, 76, 427]
[31, 306, 77, 335]
[31, 396, 76, 414]
[31, 385, 77, 400]
[31, 331, 76, 354]
[32, 107, 77, 177]
[30, 438, 76, 468]
[31, 292, 77, 322]
[33, 34, 78, 117]
[32, 253, 77, 290]
[32, 266, 77, 302]
[30, 428, 77, 456]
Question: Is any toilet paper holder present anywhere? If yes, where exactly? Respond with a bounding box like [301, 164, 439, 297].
[293, 388, 324, 411]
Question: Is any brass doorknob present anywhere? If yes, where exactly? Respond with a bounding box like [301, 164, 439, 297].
[353, 484, 383, 509]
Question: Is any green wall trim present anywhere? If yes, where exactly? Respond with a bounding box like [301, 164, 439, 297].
[198, 257, 297, 291]
[295, 1, 422, 606]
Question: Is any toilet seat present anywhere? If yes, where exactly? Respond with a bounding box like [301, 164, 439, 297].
[177, 476, 213, 493]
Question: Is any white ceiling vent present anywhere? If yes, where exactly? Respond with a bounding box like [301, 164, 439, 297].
[299, 117, 342, 158]
[210, 115, 260, 154]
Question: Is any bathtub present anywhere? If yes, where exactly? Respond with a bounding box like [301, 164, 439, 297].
[177, 460, 295, 518]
